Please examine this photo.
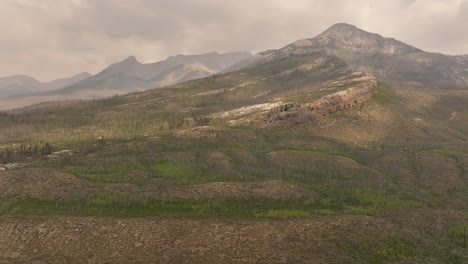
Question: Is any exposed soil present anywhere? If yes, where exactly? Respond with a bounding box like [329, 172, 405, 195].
[164, 180, 314, 199]
[0, 168, 91, 200]
[0, 215, 394, 264]
[0, 168, 311, 200]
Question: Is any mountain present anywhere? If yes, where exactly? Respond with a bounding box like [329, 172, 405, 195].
[0, 24, 468, 263]
[94, 52, 252, 81]
[148, 63, 218, 88]
[0, 52, 251, 109]
[311, 23, 421, 55]
[42, 72, 92, 91]
[228, 23, 468, 87]
[0, 72, 91, 100]
[0, 75, 41, 98]
[48, 52, 252, 96]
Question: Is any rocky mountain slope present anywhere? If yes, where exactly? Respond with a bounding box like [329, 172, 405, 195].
[229, 23, 468, 87]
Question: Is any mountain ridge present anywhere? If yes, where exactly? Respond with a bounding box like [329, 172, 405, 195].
[1, 52, 252, 108]
[228, 23, 468, 88]
[43, 51, 252, 96]
[0, 72, 91, 100]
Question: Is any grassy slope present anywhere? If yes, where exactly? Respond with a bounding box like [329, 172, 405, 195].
[0, 51, 467, 262]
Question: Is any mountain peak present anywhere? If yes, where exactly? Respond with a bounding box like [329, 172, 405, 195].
[123, 56, 138, 63]
[0, 74, 40, 85]
[111, 56, 140, 68]
[73, 72, 92, 78]
[306, 23, 421, 55]
[318, 23, 374, 39]
[325, 23, 360, 32]
[1, 74, 37, 80]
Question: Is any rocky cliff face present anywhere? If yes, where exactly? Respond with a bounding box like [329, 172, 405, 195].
[304, 73, 378, 115]
[266, 72, 378, 126]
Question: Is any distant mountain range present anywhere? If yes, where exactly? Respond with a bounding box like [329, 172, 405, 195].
[0, 72, 91, 99]
[46, 52, 252, 96]
[2, 23, 468, 110]
[0, 52, 251, 109]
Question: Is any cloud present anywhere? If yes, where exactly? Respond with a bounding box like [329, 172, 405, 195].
[0, 0, 467, 81]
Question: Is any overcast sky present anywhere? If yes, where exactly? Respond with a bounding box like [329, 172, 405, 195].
[1, 0, 467, 81]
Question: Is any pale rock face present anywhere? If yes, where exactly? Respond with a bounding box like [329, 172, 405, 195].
[304, 74, 378, 115]
[213, 102, 285, 119]
[383, 45, 396, 54]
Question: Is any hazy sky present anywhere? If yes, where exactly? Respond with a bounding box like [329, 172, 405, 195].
[1, 0, 467, 81]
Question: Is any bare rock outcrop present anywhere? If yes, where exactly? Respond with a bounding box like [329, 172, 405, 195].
[304, 74, 378, 115]
[266, 73, 378, 127]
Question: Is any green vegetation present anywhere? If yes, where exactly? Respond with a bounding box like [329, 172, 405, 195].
[449, 224, 468, 248]
[350, 237, 421, 263]
[254, 209, 310, 219]
[0, 188, 426, 219]
[0, 196, 313, 219]
[153, 162, 209, 184]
